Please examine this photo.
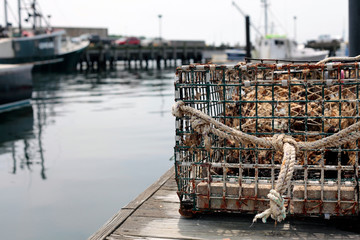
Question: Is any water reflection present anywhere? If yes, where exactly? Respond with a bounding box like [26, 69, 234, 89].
[0, 105, 48, 180]
[0, 68, 175, 240]
[0, 106, 33, 144]
[31, 69, 171, 103]
[34, 101, 47, 180]
[1, 68, 173, 181]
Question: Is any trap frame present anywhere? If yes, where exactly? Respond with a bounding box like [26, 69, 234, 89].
[173, 60, 360, 221]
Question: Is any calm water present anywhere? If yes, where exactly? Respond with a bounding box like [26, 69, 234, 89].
[0, 67, 175, 240]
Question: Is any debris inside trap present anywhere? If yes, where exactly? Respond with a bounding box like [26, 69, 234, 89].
[181, 83, 358, 171]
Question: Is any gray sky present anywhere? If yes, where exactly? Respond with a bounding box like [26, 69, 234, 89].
[2, 0, 349, 45]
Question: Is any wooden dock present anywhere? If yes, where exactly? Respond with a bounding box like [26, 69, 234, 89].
[89, 166, 360, 240]
[78, 45, 232, 71]
[81, 46, 204, 71]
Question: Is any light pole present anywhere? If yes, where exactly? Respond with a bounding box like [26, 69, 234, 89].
[158, 14, 162, 42]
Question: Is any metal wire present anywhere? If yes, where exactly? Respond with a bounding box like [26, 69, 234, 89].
[174, 62, 360, 217]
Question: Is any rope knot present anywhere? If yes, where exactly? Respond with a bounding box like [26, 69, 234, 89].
[271, 134, 299, 153]
[190, 117, 212, 151]
[172, 101, 185, 117]
[191, 117, 210, 134]
[267, 189, 286, 222]
[252, 189, 286, 223]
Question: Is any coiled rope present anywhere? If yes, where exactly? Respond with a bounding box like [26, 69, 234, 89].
[172, 100, 360, 224]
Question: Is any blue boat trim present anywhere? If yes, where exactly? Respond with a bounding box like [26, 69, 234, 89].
[0, 99, 31, 113]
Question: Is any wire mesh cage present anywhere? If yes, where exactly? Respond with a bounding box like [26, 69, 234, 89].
[173, 61, 360, 220]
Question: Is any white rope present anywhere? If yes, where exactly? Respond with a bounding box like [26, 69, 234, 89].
[316, 55, 360, 65]
[172, 101, 360, 224]
[252, 142, 296, 223]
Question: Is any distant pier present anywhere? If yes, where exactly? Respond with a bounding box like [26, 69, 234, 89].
[79, 45, 205, 71]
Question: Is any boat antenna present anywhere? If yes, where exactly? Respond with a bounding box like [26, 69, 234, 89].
[20, 0, 50, 31]
[268, 7, 288, 36]
[261, 0, 268, 36]
[32, 0, 51, 29]
[293, 16, 297, 42]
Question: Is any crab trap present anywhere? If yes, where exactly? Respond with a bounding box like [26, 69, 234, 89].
[172, 60, 360, 221]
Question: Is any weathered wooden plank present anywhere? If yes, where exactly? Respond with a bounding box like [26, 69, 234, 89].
[88, 209, 133, 240]
[123, 168, 175, 210]
[108, 175, 360, 240]
[92, 165, 360, 240]
[151, 189, 179, 202]
[131, 201, 181, 219]
[88, 166, 175, 240]
[159, 178, 178, 191]
[111, 215, 360, 240]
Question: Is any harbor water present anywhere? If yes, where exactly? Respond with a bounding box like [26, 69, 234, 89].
[0, 65, 175, 240]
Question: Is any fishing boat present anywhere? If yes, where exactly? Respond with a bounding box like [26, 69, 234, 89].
[0, 63, 33, 113]
[209, 49, 246, 64]
[232, 1, 329, 62]
[225, 49, 246, 61]
[0, 0, 89, 72]
[253, 35, 329, 61]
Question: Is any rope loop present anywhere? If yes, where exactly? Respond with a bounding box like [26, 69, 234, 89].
[190, 116, 212, 151]
[172, 100, 185, 118]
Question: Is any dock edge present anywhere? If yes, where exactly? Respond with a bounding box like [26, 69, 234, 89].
[88, 166, 175, 240]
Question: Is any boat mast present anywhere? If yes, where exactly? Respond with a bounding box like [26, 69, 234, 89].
[32, 0, 36, 30]
[262, 0, 268, 36]
[18, 0, 22, 33]
[4, 0, 8, 30]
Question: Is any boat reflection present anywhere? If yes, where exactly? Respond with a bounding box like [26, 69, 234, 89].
[0, 105, 47, 180]
[1, 68, 173, 181]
